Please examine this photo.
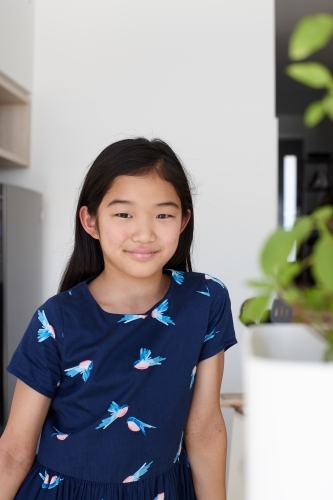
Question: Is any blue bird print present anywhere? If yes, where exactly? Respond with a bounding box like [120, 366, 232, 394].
[190, 366, 197, 389]
[96, 401, 129, 429]
[205, 274, 226, 288]
[133, 348, 166, 370]
[123, 461, 153, 483]
[204, 328, 218, 342]
[39, 470, 63, 489]
[118, 314, 148, 323]
[174, 432, 183, 462]
[37, 310, 56, 342]
[196, 284, 210, 297]
[151, 300, 175, 325]
[64, 360, 93, 382]
[127, 416, 156, 435]
[167, 269, 185, 285]
[184, 448, 190, 468]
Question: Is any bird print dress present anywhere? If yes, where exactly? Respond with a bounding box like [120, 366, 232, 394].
[7, 270, 237, 500]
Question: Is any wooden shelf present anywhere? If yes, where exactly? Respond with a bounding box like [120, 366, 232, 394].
[220, 392, 244, 414]
[0, 71, 30, 169]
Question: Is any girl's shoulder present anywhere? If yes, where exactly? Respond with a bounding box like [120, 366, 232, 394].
[36, 280, 91, 323]
[168, 269, 228, 292]
[167, 270, 230, 311]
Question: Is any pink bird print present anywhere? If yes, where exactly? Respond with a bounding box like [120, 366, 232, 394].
[151, 300, 175, 325]
[154, 494, 165, 500]
[118, 314, 148, 323]
[190, 366, 197, 389]
[127, 416, 156, 435]
[39, 470, 63, 489]
[96, 401, 129, 429]
[174, 432, 183, 463]
[133, 348, 166, 370]
[51, 426, 69, 440]
[64, 360, 93, 382]
[37, 310, 56, 342]
[205, 274, 226, 288]
[123, 461, 153, 483]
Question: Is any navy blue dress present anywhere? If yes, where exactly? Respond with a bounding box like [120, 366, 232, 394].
[7, 270, 237, 499]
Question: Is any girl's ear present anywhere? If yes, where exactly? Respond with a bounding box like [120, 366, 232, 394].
[180, 209, 191, 233]
[79, 206, 99, 239]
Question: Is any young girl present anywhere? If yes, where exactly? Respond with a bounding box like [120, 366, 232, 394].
[0, 138, 237, 500]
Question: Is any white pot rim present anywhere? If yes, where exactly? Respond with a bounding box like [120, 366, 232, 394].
[244, 323, 330, 366]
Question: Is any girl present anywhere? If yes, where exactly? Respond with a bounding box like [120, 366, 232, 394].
[0, 138, 237, 500]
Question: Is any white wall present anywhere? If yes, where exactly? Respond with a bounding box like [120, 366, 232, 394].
[0, 0, 277, 464]
[0, 0, 34, 91]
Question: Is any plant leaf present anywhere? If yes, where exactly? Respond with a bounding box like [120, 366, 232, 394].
[239, 296, 270, 325]
[260, 229, 295, 276]
[282, 288, 302, 303]
[304, 100, 325, 127]
[323, 94, 333, 120]
[324, 330, 333, 362]
[285, 62, 333, 89]
[291, 216, 314, 245]
[312, 205, 333, 223]
[303, 288, 329, 310]
[289, 14, 333, 60]
[277, 262, 303, 288]
[312, 235, 333, 292]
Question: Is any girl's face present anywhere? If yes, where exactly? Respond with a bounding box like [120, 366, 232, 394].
[80, 173, 190, 281]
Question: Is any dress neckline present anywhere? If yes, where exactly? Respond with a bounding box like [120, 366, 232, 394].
[82, 270, 175, 317]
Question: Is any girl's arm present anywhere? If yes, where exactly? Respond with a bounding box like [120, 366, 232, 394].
[0, 380, 51, 500]
[185, 351, 227, 500]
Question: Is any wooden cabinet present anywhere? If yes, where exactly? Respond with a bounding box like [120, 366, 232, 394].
[0, 71, 30, 168]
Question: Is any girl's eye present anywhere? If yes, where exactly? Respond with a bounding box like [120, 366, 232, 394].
[157, 214, 171, 219]
[116, 213, 132, 218]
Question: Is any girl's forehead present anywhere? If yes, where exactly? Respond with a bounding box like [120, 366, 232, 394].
[103, 174, 180, 202]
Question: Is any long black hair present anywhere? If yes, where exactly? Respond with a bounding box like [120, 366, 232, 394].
[59, 138, 194, 292]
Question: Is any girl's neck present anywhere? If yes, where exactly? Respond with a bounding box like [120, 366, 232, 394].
[87, 269, 171, 315]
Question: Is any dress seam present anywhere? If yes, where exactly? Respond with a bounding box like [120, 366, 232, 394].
[35, 458, 183, 486]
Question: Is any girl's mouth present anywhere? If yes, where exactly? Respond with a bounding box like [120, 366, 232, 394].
[125, 250, 158, 260]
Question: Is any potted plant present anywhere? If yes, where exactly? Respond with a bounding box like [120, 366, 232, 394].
[242, 14, 333, 500]
[241, 12, 333, 358]
[240, 204, 333, 357]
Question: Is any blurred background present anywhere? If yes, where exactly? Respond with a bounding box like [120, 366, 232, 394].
[0, 0, 333, 498]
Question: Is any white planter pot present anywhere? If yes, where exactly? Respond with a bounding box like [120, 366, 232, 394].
[244, 324, 333, 500]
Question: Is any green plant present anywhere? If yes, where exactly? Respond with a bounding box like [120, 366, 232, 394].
[285, 13, 333, 127]
[240, 13, 333, 360]
[240, 206, 333, 360]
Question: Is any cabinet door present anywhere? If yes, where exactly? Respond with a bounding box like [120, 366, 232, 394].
[0, 0, 34, 92]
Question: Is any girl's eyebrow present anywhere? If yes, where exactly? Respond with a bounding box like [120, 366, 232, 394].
[107, 199, 180, 209]
[155, 201, 180, 209]
[107, 199, 133, 206]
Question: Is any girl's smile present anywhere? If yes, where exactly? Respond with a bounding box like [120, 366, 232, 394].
[125, 249, 159, 261]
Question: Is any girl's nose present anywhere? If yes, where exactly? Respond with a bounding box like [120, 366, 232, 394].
[132, 219, 156, 243]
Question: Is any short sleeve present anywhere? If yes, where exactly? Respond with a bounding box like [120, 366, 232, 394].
[6, 297, 64, 398]
[198, 280, 237, 362]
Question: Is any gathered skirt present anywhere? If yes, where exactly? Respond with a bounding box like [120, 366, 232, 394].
[14, 451, 196, 500]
